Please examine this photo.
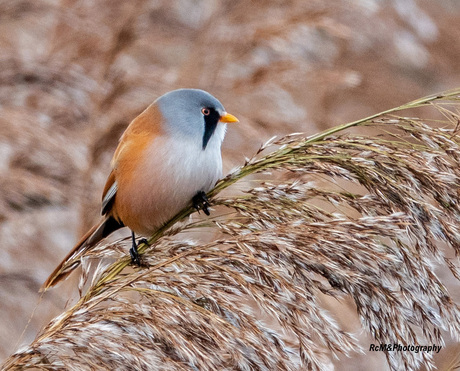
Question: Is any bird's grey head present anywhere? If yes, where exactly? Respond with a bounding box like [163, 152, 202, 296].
[155, 89, 229, 150]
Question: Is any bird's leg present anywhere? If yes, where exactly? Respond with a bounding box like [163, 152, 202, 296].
[130, 231, 143, 266]
[192, 191, 210, 216]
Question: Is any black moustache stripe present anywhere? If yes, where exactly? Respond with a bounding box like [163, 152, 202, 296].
[202, 109, 220, 149]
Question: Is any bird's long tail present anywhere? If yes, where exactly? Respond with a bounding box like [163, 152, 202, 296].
[41, 216, 124, 291]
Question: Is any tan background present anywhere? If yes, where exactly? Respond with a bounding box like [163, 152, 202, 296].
[1, 0, 460, 369]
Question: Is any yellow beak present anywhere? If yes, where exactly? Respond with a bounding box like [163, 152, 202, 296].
[219, 112, 239, 123]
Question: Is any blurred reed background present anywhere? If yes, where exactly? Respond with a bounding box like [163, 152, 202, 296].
[0, 0, 460, 369]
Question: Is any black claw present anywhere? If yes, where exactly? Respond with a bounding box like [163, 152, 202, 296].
[130, 246, 141, 266]
[138, 238, 149, 246]
[202, 203, 210, 216]
[130, 231, 143, 266]
[192, 191, 210, 216]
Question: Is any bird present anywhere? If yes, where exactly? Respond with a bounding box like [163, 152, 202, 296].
[41, 89, 238, 290]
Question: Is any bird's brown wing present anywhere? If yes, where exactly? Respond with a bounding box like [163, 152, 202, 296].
[42, 103, 163, 291]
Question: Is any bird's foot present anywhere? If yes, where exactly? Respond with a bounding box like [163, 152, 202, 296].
[130, 234, 149, 266]
[129, 246, 141, 266]
[192, 191, 210, 216]
[138, 238, 149, 246]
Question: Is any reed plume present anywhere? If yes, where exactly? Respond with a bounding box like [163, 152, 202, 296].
[3, 89, 460, 371]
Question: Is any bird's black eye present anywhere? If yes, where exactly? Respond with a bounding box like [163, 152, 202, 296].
[201, 107, 211, 116]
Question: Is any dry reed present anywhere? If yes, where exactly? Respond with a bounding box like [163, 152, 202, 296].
[2, 89, 460, 370]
